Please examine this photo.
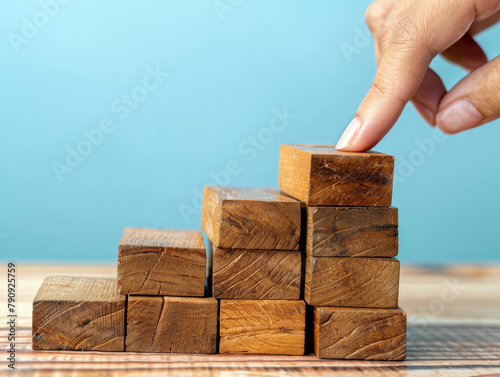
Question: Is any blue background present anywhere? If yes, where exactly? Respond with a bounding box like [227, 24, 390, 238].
[1, 0, 499, 262]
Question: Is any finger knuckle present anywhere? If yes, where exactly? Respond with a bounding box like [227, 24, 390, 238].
[391, 17, 420, 46]
[488, 59, 500, 84]
[389, 16, 438, 58]
[370, 76, 407, 106]
[372, 81, 391, 97]
[365, 0, 388, 29]
[475, 0, 500, 19]
[478, 59, 500, 115]
[375, 25, 391, 52]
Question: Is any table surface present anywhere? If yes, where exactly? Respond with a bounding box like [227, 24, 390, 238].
[1, 264, 499, 377]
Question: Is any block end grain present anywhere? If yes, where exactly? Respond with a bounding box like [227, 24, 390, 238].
[278, 144, 313, 204]
[306, 206, 399, 257]
[278, 144, 394, 206]
[126, 296, 218, 354]
[201, 186, 301, 250]
[117, 228, 207, 296]
[212, 246, 301, 300]
[219, 300, 306, 355]
[305, 256, 400, 308]
[314, 306, 406, 360]
[32, 276, 125, 351]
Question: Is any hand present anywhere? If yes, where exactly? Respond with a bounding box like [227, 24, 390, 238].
[336, 0, 500, 152]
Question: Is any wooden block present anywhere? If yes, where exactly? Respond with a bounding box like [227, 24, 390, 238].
[314, 306, 406, 360]
[126, 296, 218, 353]
[307, 206, 398, 257]
[201, 186, 301, 250]
[212, 246, 301, 300]
[305, 255, 399, 308]
[278, 144, 394, 206]
[32, 276, 125, 351]
[219, 300, 305, 355]
[117, 228, 206, 296]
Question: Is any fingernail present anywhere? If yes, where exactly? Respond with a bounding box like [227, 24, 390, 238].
[412, 100, 435, 127]
[436, 99, 483, 133]
[336, 117, 361, 150]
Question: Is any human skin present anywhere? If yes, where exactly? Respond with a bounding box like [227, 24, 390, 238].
[335, 0, 500, 152]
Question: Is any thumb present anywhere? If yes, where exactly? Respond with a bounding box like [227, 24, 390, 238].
[436, 56, 500, 134]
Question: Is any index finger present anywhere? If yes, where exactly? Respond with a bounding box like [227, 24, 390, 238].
[336, 0, 478, 151]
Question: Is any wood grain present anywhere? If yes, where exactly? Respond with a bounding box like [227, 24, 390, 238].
[305, 256, 400, 308]
[212, 246, 301, 300]
[278, 144, 394, 206]
[32, 276, 125, 351]
[117, 228, 206, 296]
[201, 186, 301, 250]
[314, 306, 406, 360]
[14, 264, 500, 376]
[126, 296, 217, 354]
[219, 300, 306, 355]
[306, 206, 398, 257]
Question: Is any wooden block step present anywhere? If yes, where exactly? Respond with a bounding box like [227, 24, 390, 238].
[126, 296, 218, 353]
[278, 144, 394, 206]
[201, 186, 301, 250]
[117, 228, 206, 296]
[212, 246, 301, 300]
[305, 256, 399, 308]
[219, 300, 306, 355]
[32, 276, 125, 351]
[306, 206, 398, 257]
[314, 306, 406, 360]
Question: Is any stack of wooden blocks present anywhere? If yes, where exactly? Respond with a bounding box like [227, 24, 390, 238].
[32, 143, 406, 360]
[33, 228, 218, 354]
[201, 186, 305, 355]
[279, 144, 406, 360]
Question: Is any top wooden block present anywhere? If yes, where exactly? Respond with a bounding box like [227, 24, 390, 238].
[278, 144, 394, 206]
[201, 186, 301, 250]
[117, 228, 206, 296]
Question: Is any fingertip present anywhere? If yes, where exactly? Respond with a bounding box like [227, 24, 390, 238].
[336, 117, 388, 152]
[436, 124, 458, 135]
[335, 117, 362, 151]
[436, 98, 484, 134]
